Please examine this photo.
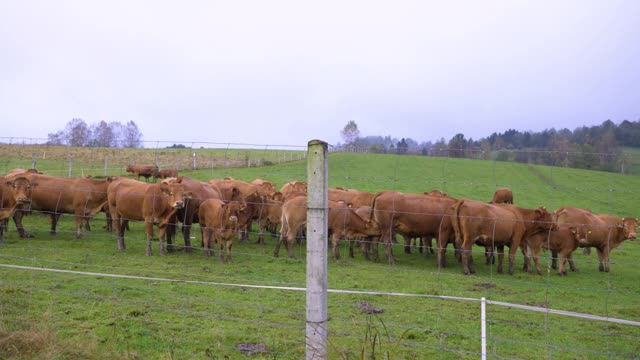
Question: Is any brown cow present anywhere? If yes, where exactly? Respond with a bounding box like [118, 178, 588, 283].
[153, 168, 178, 181]
[5, 168, 43, 178]
[274, 196, 380, 259]
[370, 191, 458, 264]
[126, 164, 159, 182]
[490, 187, 514, 204]
[452, 199, 554, 275]
[328, 187, 375, 209]
[251, 179, 277, 197]
[524, 225, 588, 275]
[555, 206, 638, 272]
[161, 176, 221, 252]
[107, 177, 191, 255]
[208, 179, 267, 242]
[11, 174, 110, 239]
[256, 191, 284, 244]
[199, 198, 246, 263]
[0, 177, 36, 240]
[279, 181, 307, 197]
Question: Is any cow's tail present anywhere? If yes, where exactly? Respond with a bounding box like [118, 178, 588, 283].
[368, 192, 385, 223]
[451, 199, 465, 248]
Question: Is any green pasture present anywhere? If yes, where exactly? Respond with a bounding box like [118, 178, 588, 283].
[1, 148, 639, 359]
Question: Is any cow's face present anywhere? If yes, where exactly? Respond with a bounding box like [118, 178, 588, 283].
[225, 200, 246, 228]
[160, 184, 191, 209]
[570, 226, 590, 246]
[5, 177, 36, 204]
[619, 218, 638, 240]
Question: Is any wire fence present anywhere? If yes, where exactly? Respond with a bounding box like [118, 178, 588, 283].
[0, 139, 639, 359]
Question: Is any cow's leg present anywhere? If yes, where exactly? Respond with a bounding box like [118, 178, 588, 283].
[182, 220, 193, 253]
[50, 213, 62, 235]
[286, 232, 296, 259]
[114, 216, 126, 250]
[383, 232, 395, 265]
[531, 246, 542, 275]
[496, 245, 505, 274]
[202, 227, 211, 257]
[522, 244, 531, 272]
[349, 238, 355, 258]
[507, 244, 518, 275]
[596, 247, 606, 272]
[403, 235, 411, 254]
[105, 210, 113, 232]
[332, 233, 340, 260]
[225, 238, 233, 263]
[145, 221, 154, 256]
[436, 232, 449, 268]
[166, 222, 176, 252]
[75, 214, 85, 239]
[583, 247, 591, 255]
[461, 242, 473, 275]
[157, 225, 167, 256]
[558, 254, 567, 275]
[567, 253, 578, 272]
[551, 250, 559, 270]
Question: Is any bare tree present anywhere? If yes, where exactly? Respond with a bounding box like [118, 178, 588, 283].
[340, 120, 360, 145]
[90, 120, 115, 147]
[64, 118, 91, 147]
[122, 120, 143, 148]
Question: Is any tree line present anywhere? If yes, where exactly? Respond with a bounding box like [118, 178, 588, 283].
[340, 119, 640, 173]
[47, 118, 143, 148]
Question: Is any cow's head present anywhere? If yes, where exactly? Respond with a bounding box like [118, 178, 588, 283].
[224, 200, 247, 229]
[5, 176, 37, 204]
[125, 165, 134, 172]
[160, 183, 191, 209]
[569, 226, 590, 246]
[534, 206, 555, 232]
[618, 217, 638, 240]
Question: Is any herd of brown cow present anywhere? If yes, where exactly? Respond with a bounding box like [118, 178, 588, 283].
[0, 166, 637, 275]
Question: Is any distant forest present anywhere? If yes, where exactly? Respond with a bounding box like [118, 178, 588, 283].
[344, 120, 640, 173]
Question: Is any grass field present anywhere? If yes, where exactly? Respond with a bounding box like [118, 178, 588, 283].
[1, 146, 639, 359]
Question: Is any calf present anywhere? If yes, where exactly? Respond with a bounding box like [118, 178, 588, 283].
[524, 226, 588, 275]
[452, 199, 554, 275]
[0, 177, 36, 240]
[199, 198, 246, 263]
[274, 196, 380, 259]
[555, 206, 638, 272]
[108, 178, 191, 256]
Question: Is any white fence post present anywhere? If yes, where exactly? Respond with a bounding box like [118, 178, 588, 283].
[481, 297, 487, 360]
[68, 155, 73, 177]
[306, 139, 328, 360]
[104, 155, 108, 177]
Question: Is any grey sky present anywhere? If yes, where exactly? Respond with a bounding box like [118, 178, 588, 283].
[2, 1, 639, 147]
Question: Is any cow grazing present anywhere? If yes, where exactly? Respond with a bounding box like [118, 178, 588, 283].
[490, 187, 514, 204]
[153, 168, 178, 181]
[370, 191, 458, 264]
[107, 177, 191, 255]
[0, 177, 36, 240]
[452, 199, 554, 275]
[274, 196, 380, 259]
[524, 225, 588, 275]
[126, 164, 159, 182]
[555, 206, 638, 272]
[11, 174, 110, 239]
[198, 198, 246, 263]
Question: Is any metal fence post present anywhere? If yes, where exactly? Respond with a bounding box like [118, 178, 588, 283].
[306, 140, 328, 359]
[31, 153, 36, 169]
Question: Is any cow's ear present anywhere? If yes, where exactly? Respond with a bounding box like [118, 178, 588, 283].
[184, 191, 193, 198]
[231, 187, 241, 201]
[239, 202, 247, 211]
[220, 202, 227, 210]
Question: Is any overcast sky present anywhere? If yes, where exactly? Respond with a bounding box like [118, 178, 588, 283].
[2, 1, 639, 147]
